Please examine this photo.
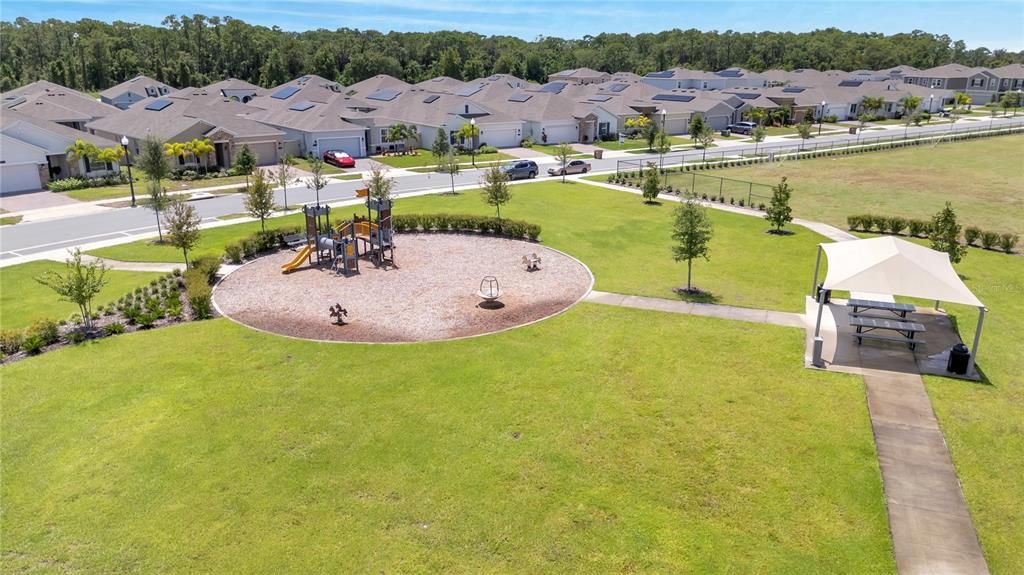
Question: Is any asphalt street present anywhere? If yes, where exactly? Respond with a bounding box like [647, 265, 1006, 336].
[2, 117, 1020, 261]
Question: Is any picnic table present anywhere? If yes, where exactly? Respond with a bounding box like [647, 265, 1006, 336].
[850, 316, 927, 350]
[846, 298, 916, 318]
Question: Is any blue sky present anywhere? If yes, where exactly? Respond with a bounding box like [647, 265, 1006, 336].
[3, 0, 1023, 51]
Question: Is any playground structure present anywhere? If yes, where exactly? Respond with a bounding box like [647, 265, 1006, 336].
[280, 198, 395, 275]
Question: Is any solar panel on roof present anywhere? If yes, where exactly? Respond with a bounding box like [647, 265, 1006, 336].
[456, 84, 483, 97]
[288, 101, 315, 112]
[782, 87, 806, 93]
[646, 71, 674, 78]
[508, 93, 533, 103]
[271, 86, 300, 100]
[144, 99, 173, 111]
[366, 89, 401, 101]
[838, 80, 863, 87]
[423, 94, 440, 103]
[539, 82, 567, 94]
[588, 95, 612, 102]
[607, 83, 628, 93]
[652, 94, 695, 102]
[716, 69, 743, 77]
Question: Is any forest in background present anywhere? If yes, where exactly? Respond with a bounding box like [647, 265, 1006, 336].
[2, 16, 1022, 92]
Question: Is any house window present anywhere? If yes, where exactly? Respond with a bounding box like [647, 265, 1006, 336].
[849, 104, 857, 114]
[989, 79, 997, 88]
[598, 122, 610, 136]
[931, 79, 944, 88]
[380, 128, 389, 142]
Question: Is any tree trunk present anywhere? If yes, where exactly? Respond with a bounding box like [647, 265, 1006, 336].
[687, 258, 693, 291]
[183, 248, 189, 267]
[155, 213, 164, 242]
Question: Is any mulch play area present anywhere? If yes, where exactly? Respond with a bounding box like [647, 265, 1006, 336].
[213, 234, 593, 343]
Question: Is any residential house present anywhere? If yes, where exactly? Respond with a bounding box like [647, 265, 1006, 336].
[643, 67, 766, 91]
[2, 80, 121, 130]
[990, 64, 1024, 98]
[203, 78, 265, 103]
[547, 68, 611, 85]
[903, 64, 1000, 104]
[99, 75, 176, 109]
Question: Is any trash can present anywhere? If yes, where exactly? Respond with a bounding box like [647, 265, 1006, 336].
[947, 343, 970, 375]
[721, 129, 731, 137]
[593, 149, 603, 159]
[815, 283, 832, 304]
[849, 127, 858, 135]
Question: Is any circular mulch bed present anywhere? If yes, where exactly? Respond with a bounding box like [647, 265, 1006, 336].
[213, 234, 593, 343]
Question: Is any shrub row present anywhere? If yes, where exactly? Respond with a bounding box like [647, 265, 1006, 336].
[848, 215, 1019, 253]
[169, 167, 231, 181]
[393, 213, 541, 241]
[224, 225, 304, 264]
[47, 173, 133, 192]
[184, 269, 213, 320]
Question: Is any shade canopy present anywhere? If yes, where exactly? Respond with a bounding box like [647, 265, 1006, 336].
[821, 236, 983, 307]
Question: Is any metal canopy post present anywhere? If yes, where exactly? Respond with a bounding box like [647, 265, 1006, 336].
[811, 288, 827, 367]
[967, 307, 986, 376]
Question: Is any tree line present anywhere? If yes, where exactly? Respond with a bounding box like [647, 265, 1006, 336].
[2, 16, 1023, 93]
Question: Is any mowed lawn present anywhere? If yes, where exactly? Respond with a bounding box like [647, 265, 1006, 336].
[0, 260, 163, 330]
[918, 248, 1024, 572]
[710, 135, 1024, 237]
[373, 150, 515, 169]
[0, 304, 894, 573]
[90, 182, 826, 311]
[65, 175, 250, 202]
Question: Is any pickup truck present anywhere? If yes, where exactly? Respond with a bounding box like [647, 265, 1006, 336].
[547, 159, 592, 176]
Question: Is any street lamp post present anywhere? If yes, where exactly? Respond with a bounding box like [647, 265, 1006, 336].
[659, 109, 667, 185]
[120, 135, 136, 207]
[469, 118, 476, 168]
[928, 94, 934, 124]
[818, 100, 825, 135]
[660, 108, 666, 131]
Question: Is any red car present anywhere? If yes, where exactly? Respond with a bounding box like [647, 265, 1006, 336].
[323, 150, 355, 168]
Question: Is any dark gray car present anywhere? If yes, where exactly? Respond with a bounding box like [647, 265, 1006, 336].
[500, 160, 538, 180]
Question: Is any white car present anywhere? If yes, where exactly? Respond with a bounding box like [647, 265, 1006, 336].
[547, 159, 592, 176]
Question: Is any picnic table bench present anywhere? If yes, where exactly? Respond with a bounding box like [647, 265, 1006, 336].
[283, 233, 307, 248]
[846, 298, 916, 318]
[850, 316, 926, 350]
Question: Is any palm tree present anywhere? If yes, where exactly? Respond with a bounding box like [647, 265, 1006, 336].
[860, 96, 885, 120]
[65, 139, 99, 175]
[387, 123, 408, 154]
[190, 138, 215, 173]
[163, 142, 188, 168]
[954, 92, 972, 112]
[403, 125, 419, 155]
[747, 107, 768, 126]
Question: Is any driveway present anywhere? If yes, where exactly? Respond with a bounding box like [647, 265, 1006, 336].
[0, 189, 82, 213]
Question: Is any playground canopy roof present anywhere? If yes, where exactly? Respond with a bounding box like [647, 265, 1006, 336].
[821, 236, 983, 307]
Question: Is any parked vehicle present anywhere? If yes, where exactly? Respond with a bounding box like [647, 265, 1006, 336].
[500, 160, 538, 180]
[727, 121, 758, 135]
[547, 159, 592, 176]
[323, 150, 355, 168]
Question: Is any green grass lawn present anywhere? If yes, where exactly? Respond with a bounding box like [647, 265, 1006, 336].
[373, 151, 515, 169]
[291, 156, 346, 175]
[0, 304, 894, 573]
[330, 173, 363, 181]
[1, 215, 23, 226]
[704, 135, 1024, 237]
[595, 135, 693, 151]
[0, 260, 164, 331]
[65, 175, 250, 202]
[91, 182, 825, 311]
[528, 144, 582, 155]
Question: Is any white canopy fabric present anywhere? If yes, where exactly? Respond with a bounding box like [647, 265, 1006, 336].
[821, 236, 983, 307]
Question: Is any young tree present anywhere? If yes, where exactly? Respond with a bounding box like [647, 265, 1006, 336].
[856, 113, 872, 142]
[437, 149, 461, 194]
[244, 168, 276, 231]
[930, 201, 968, 264]
[233, 143, 257, 189]
[305, 156, 329, 205]
[480, 164, 511, 220]
[456, 122, 479, 150]
[387, 123, 408, 151]
[688, 114, 706, 145]
[163, 198, 202, 265]
[190, 138, 215, 172]
[900, 94, 922, 118]
[751, 125, 767, 155]
[94, 146, 125, 170]
[553, 142, 574, 184]
[671, 194, 713, 293]
[404, 124, 419, 154]
[641, 161, 661, 203]
[624, 115, 650, 136]
[860, 96, 884, 119]
[146, 179, 170, 242]
[275, 154, 297, 210]
[65, 139, 99, 173]
[764, 176, 794, 233]
[696, 126, 715, 162]
[654, 130, 672, 177]
[747, 107, 768, 126]
[35, 248, 108, 329]
[642, 120, 658, 151]
[431, 127, 450, 164]
[138, 136, 170, 187]
[795, 122, 812, 149]
[953, 92, 972, 112]
[164, 141, 188, 167]
[364, 164, 394, 201]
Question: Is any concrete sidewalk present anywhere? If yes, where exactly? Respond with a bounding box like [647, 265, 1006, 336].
[585, 290, 804, 328]
[861, 366, 990, 574]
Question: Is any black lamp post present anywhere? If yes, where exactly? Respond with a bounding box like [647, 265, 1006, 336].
[121, 135, 136, 207]
[470, 118, 477, 168]
[818, 100, 825, 135]
[928, 94, 934, 124]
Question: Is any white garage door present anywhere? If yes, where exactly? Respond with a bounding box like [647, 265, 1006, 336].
[247, 142, 279, 166]
[543, 125, 578, 144]
[317, 137, 363, 158]
[479, 128, 519, 149]
[666, 118, 689, 135]
[0, 163, 42, 195]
